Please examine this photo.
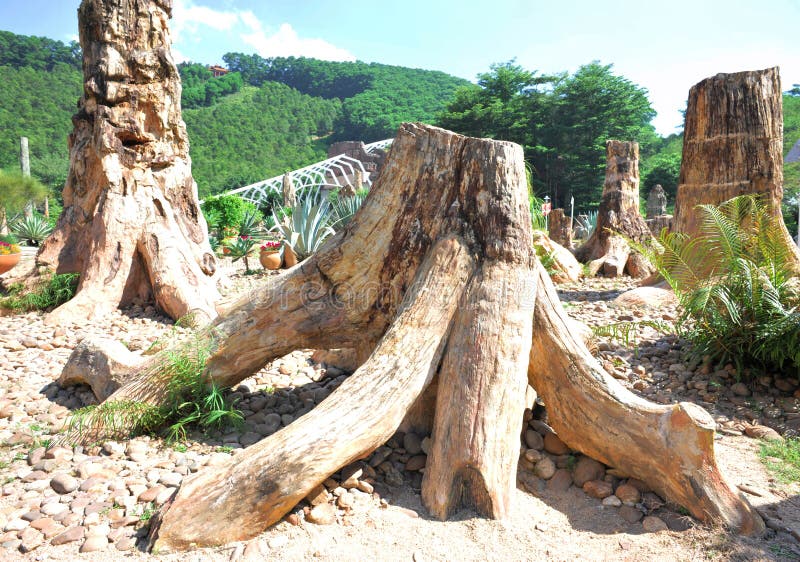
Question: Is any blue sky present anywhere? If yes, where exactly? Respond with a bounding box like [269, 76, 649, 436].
[1, 0, 798, 135]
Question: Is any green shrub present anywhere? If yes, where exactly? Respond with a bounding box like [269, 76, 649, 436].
[201, 195, 260, 236]
[0, 273, 79, 312]
[632, 195, 800, 377]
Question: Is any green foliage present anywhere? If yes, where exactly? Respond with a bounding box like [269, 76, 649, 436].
[0, 31, 81, 71]
[225, 236, 258, 272]
[0, 172, 48, 218]
[11, 213, 53, 245]
[760, 438, 800, 483]
[272, 189, 336, 261]
[64, 331, 243, 444]
[591, 321, 674, 348]
[0, 273, 79, 312]
[178, 63, 243, 108]
[0, 234, 18, 245]
[201, 195, 258, 234]
[236, 208, 263, 238]
[439, 60, 658, 209]
[641, 152, 681, 202]
[631, 195, 800, 377]
[329, 190, 367, 229]
[529, 195, 547, 232]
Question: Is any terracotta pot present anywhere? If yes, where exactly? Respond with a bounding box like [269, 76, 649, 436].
[283, 244, 298, 268]
[0, 253, 21, 276]
[259, 250, 282, 270]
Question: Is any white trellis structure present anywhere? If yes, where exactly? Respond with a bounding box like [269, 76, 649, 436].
[222, 139, 393, 207]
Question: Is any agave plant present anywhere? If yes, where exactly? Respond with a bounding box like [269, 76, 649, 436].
[237, 208, 263, 238]
[272, 189, 335, 262]
[11, 213, 53, 245]
[329, 190, 367, 230]
[630, 195, 800, 376]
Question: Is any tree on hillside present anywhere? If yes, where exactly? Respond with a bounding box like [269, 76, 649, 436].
[437, 61, 658, 209]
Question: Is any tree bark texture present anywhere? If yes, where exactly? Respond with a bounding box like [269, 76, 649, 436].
[60, 124, 762, 551]
[35, 0, 220, 324]
[673, 67, 800, 264]
[548, 208, 572, 249]
[575, 141, 653, 277]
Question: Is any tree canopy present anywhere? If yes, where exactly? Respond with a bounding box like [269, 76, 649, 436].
[438, 61, 659, 209]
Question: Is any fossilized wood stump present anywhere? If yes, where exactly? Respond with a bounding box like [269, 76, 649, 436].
[575, 141, 653, 277]
[674, 67, 800, 271]
[32, 0, 220, 324]
[62, 124, 762, 551]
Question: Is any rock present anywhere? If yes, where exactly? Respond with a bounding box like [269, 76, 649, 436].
[58, 339, 146, 401]
[524, 429, 544, 450]
[404, 455, 427, 472]
[305, 484, 329, 506]
[602, 495, 622, 507]
[159, 472, 183, 487]
[546, 469, 573, 492]
[572, 456, 605, 487]
[137, 484, 166, 503]
[543, 433, 569, 455]
[80, 534, 108, 553]
[306, 503, 336, 525]
[51, 525, 85, 545]
[115, 536, 137, 551]
[340, 464, 363, 489]
[337, 491, 354, 509]
[403, 432, 423, 455]
[615, 483, 641, 505]
[50, 473, 79, 494]
[731, 382, 751, 397]
[619, 505, 643, 523]
[582, 480, 613, 499]
[614, 286, 677, 309]
[534, 457, 556, 480]
[642, 515, 669, 532]
[744, 424, 783, 441]
[420, 436, 431, 455]
[531, 231, 582, 283]
[19, 527, 43, 553]
[4, 518, 28, 532]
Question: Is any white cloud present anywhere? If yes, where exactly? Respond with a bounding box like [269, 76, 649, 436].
[170, 0, 354, 63]
[242, 23, 355, 62]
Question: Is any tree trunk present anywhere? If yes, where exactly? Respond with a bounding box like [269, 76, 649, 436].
[548, 208, 572, 249]
[34, 0, 220, 324]
[60, 124, 762, 551]
[575, 141, 653, 277]
[674, 67, 800, 265]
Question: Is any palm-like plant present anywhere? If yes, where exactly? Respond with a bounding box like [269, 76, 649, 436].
[272, 189, 336, 262]
[225, 236, 258, 272]
[329, 190, 367, 230]
[631, 195, 800, 376]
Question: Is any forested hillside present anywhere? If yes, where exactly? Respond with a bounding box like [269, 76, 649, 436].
[1, 29, 799, 207]
[0, 31, 466, 197]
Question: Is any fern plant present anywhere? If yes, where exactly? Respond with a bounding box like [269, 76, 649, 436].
[630, 195, 800, 377]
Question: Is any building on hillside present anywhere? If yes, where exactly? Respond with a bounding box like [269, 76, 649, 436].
[787, 138, 800, 164]
[208, 65, 229, 77]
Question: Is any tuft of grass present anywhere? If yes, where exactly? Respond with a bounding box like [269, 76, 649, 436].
[0, 273, 79, 311]
[759, 437, 800, 483]
[591, 320, 674, 349]
[62, 331, 243, 444]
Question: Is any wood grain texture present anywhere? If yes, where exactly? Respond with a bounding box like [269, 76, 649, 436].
[34, 0, 220, 324]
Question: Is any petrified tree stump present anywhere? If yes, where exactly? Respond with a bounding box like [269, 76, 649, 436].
[674, 67, 800, 271]
[575, 141, 653, 277]
[32, 0, 220, 324]
[548, 208, 573, 249]
[62, 124, 762, 551]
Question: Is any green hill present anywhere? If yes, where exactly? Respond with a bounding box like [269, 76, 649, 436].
[0, 31, 468, 198]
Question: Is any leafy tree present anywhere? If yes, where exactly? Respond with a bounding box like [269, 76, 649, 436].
[642, 153, 681, 202]
[0, 172, 48, 226]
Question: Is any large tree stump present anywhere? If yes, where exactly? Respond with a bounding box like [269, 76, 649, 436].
[673, 67, 800, 267]
[32, 0, 220, 324]
[62, 124, 762, 551]
[575, 141, 653, 277]
[547, 208, 573, 249]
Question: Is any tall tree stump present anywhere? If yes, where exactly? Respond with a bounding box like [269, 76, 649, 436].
[548, 208, 573, 249]
[61, 124, 763, 551]
[575, 141, 653, 277]
[34, 0, 220, 324]
[674, 67, 800, 266]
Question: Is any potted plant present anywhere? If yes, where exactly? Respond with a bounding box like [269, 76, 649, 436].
[0, 234, 21, 275]
[259, 240, 282, 270]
